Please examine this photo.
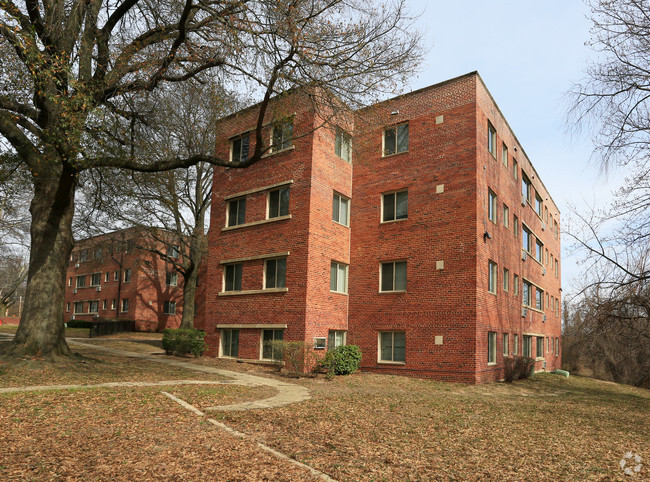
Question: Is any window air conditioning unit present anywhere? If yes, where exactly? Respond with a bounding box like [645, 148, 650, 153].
[73, 289, 77, 294]
[521, 194, 527, 206]
[542, 267, 546, 276]
[521, 307, 528, 318]
[521, 251, 527, 261]
[543, 360, 547, 369]
[93, 314, 99, 318]
[541, 221, 546, 231]
[71, 315, 75, 320]
[96, 286, 102, 292]
[542, 314, 547, 322]
[75, 263, 80, 268]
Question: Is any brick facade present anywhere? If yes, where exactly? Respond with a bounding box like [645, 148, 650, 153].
[200, 72, 562, 383]
[64, 228, 187, 332]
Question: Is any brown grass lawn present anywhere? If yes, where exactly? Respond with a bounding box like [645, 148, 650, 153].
[0, 335, 648, 480]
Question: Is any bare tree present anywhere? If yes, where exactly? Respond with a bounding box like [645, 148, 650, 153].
[0, 0, 422, 358]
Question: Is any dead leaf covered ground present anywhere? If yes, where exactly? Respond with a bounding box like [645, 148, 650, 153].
[1, 334, 648, 480]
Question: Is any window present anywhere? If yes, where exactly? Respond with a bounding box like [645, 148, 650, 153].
[94, 247, 103, 260]
[537, 336, 544, 358]
[125, 239, 135, 254]
[555, 259, 559, 277]
[335, 129, 351, 162]
[123, 269, 131, 283]
[163, 301, 176, 315]
[224, 263, 243, 292]
[383, 123, 409, 156]
[502, 143, 508, 167]
[503, 333, 509, 357]
[74, 302, 84, 314]
[523, 280, 532, 307]
[382, 190, 408, 222]
[227, 197, 246, 227]
[75, 275, 86, 288]
[522, 172, 532, 203]
[89, 301, 98, 314]
[168, 245, 180, 259]
[332, 193, 350, 226]
[102, 300, 107, 310]
[79, 249, 88, 262]
[487, 122, 496, 157]
[328, 330, 347, 350]
[114, 271, 119, 281]
[522, 226, 532, 253]
[514, 334, 519, 355]
[268, 187, 290, 218]
[381, 261, 407, 292]
[535, 193, 543, 217]
[546, 293, 550, 309]
[221, 329, 239, 357]
[121, 298, 129, 312]
[111, 299, 116, 310]
[514, 215, 519, 238]
[66, 302, 70, 312]
[272, 120, 293, 152]
[536, 287, 543, 310]
[554, 220, 559, 239]
[166, 272, 178, 286]
[514, 274, 519, 295]
[535, 239, 543, 263]
[488, 331, 496, 364]
[380, 331, 406, 363]
[68, 277, 73, 287]
[503, 268, 509, 292]
[555, 338, 559, 356]
[513, 159, 518, 180]
[544, 206, 549, 222]
[265, 258, 287, 289]
[231, 135, 249, 163]
[488, 189, 497, 223]
[488, 260, 497, 294]
[262, 329, 284, 360]
[523, 335, 532, 357]
[503, 204, 509, 228]
[545, 248, 549, 265]
[314, 337, 327, 350]
[547, 337, 550, 353]
[105, 272, 109, 283]
[330, 262, 348, 293]
[90, 273, 101, 286]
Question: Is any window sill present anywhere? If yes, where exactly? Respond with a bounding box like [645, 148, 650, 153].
[219, 288, 289, 296]
[378, 360, 406, 365]
[523, 305, 544, 314]
[333, 220, 350, 228]
[382, 150, 409, 158]
[222, 215, 292, 231]
[263, 146, 295, 158]
[487, 362, 497, 366]
[378, 290, 407, 294]
[380, 218, 408, 225]
[330, 290, 349, 296]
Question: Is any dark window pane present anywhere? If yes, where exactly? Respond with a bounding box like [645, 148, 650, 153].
[383, 193, 395, 221]
[381, 263, 394, 291]
[269, 190, 279, 218]
[237, 199, 246, 225]
[228, 200, 238, 227]
[266, 260, 276, 289]
[393, 332, 406, 361]
[279, 188, 290, 216]
[333, 194, 340, 222]
[330, 262, 337, 291]
[276, 258, 286, 288]
[394, 261, 407, 291]
[381, 332, 393, 360]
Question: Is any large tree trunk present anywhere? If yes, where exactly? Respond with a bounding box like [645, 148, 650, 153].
[179, 266, 198, 330]
[7, 164, 76, 358]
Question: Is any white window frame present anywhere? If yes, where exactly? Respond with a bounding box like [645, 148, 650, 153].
[488, 331, 497, 364]
[267, 187, 290, 219]
[383, 123, 409, 156]
[502, 143, 508, 167]
[261, 329, 284, 360]
[488, 260, 497, 294]
[264, 257, 287, 289]
[221, 329, 240, 358]
[121, 298, 129, 312]
[487, 122, 496, 157]
[503, 267, 509, 292]
[166, 271, 178, 287]
[88, 300, 99, 314]
[488, 189, 497, 223]
[73, 301, 84, 314]
[335, 128, 351, 162]
[75, 275, 86, 288]
[90, 272, 101, 286]
[330, 261, 349, 294]
[332, 192, 350, 226]
[226, 196, 246, 227]
[223, 263, 243, 292]
[163, 300, 176, 315]
[503, 204, 509, 228]
[328, 330, 347, 350]
[123, 269, 131, 283]
[231, 134, 250, 163]
[503, 333, 509, 357]
[271, 119, 293, 152]
[381, 190, 408, 223]
[380, 260, 407, 293]
[378, 331, 406, 363]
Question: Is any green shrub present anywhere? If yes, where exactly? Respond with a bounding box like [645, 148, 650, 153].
[319, 345, 362, 376]
[504, 356, 535, 382]
[162, 329, 205, 357]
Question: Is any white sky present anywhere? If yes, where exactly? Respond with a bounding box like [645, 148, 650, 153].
[404, 0, 620, 295]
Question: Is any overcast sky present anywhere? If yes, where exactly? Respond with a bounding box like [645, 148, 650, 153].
[403, 0, 618, 295]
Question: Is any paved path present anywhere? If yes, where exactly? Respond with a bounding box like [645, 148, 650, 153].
[67, 339, 311, 411]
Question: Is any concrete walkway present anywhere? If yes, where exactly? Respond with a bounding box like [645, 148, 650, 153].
[67, 339, 311, 411]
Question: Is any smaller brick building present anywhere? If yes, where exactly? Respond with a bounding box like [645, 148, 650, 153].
[64, 228, 187, 332]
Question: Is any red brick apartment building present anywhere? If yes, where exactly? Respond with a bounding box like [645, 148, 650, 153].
[64, 228, 187, 332]
[200, 72, 562, 383]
